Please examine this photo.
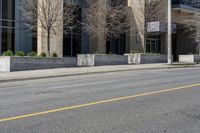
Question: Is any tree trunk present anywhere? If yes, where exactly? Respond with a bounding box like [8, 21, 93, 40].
[47, 29, 51, 56]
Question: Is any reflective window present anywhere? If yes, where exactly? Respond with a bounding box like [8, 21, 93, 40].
[1, 0, 15, 52]
[63, 1, 82, 56]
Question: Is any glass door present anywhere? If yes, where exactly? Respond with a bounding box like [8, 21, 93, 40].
[146, 38, 161, 53]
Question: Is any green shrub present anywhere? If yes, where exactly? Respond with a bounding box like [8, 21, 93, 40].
[145, 52, 160, 55]
[94, 51, 101, 54]
[108, 52, 112, 54]
[27, 51, 37, 57]
[52, 53, 58, 57]
[2, 50, 13, 56]
[130, 51, 140, 54]
[16, 51, 25, 56]
[40, 52, 47, 57]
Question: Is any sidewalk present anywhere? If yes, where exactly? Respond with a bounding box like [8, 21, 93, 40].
[0, 63, 199, 83]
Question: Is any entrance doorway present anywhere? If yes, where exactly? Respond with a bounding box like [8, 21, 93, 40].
[146, 37, 161, 53]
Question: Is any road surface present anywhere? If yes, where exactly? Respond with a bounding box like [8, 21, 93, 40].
[0, 67, 200, 133]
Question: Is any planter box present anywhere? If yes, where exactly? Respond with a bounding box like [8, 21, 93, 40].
[77, 54, 128, 67]
[125, 54, 167, 64]
[179, 55, 200, 63]
[0, 56, 77, 72]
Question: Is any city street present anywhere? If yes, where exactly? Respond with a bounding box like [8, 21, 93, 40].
[0, 67, 200, 133]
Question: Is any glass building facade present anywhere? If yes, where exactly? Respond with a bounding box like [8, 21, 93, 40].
[0, 0, 15, 53]
[63, 2, 82, 56]
[0, 0, 198, 56]
[0, 0, 33, 54]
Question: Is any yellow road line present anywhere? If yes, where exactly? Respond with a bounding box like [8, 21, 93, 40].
[0, 83, 200, 123]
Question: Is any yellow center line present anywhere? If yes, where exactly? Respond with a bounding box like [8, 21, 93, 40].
[0, 83, 200, 123]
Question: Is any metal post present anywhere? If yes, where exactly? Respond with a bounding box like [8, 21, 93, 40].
[167, 0, 172, 64]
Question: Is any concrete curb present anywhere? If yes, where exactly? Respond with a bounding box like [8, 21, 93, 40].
[0, 65, 199, 83]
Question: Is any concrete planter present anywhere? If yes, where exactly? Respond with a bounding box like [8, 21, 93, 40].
[77, 54, 128, 67]
[179, 55, 200, 63]
[125, 54, 167, 64]
[0, 56, 77, 72]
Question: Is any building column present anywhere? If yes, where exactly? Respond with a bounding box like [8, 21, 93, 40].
[37, 0, 63, 57]
[89, 0, 107, 54]
[0, 0, 2, 54]
[128, 0, 145, 53]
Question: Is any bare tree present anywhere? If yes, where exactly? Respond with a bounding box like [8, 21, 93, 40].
[83, 0, 131, 41]
[129, 0, 166, 53]
[21, 0, 77, 56]
[186, 12, 200, 54]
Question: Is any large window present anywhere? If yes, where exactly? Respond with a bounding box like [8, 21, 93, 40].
[63, 3, 82, 56]
[106, 34, 126, 55]
[1, 0, 15, 53]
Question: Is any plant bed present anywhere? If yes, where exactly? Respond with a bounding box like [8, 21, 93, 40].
[179, 55, 200, 63]
[0, 56, 77, 72]
[124, 53, 167, 64]
[77, 54, 128, 67]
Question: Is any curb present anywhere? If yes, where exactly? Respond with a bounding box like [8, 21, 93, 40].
[0, 65, 199, 83]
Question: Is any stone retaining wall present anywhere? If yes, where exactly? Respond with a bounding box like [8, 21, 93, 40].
[0, 56, 77, 72]
[125, 54, 167, 64]
[77, 54, 128, 67]
[179, 55, 200, 63]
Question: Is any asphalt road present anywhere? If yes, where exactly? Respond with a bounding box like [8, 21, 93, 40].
[0, 67, 200, 133]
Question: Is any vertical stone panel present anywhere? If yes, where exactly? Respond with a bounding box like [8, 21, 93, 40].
[128, 0, 145, 53]
[37, 0, 63, 57]
[89, 0, 106, 54]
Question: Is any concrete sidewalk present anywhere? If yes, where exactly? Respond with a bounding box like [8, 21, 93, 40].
[0, 63, 199, 83]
